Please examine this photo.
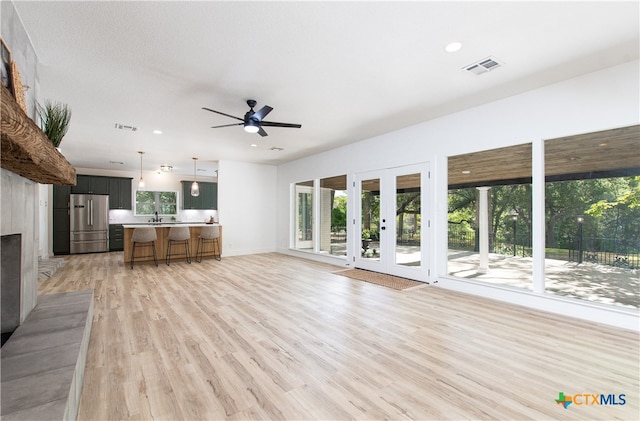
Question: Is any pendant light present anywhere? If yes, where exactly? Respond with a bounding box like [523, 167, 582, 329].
[137, 151, 145, 190]
[191, 157, 200, 197]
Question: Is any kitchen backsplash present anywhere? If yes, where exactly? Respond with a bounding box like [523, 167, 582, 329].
[108, 209, 218, 225]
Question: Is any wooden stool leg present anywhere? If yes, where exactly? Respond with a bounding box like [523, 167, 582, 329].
[214, 238, 221, 261]
[152, 241, 158, 267]
[196, 238, 203, 263]
[131, 242, 136, 269]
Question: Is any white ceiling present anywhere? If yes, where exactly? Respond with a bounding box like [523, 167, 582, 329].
[11, 1, 639, 177]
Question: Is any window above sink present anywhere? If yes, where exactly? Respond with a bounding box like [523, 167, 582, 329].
[134, 190, 178, 216]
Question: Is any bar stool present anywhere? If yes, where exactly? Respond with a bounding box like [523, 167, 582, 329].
[166, 226, 191, 265]
[196, 225, 221, 262]
[130, 227, 158, 269]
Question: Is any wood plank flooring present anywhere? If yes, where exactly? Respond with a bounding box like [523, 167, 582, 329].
[38, 252, 639, 420]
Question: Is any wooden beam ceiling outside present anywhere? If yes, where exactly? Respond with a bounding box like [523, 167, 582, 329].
[449, 125, 639, 188]
[320, 175, 347, 190]
[544, 125, 640, 177]
[449, 143, 532, 188]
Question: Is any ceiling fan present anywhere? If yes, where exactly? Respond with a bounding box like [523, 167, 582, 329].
[202, 99, 302, 137]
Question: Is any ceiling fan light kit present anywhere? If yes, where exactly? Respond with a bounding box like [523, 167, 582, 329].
[244, 119, 260, 133]
[203, 99, 301, 137]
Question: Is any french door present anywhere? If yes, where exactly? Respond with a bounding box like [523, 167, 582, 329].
[354, 163, 429, 280]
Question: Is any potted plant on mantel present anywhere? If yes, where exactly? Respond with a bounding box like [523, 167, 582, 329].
[37, 100, 71, 151]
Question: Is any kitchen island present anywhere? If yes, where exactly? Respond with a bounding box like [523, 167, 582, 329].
[123, 224, 222, 264]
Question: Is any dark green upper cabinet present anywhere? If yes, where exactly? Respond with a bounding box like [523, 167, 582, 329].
[108, 177, 132, 209]
[181, 181, 217, 210]
[71, 175, 109, 195]
[71, 175, 131, 209]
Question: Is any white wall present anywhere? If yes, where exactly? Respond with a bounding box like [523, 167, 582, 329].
[217, 160, 277, 256]
[276, 60, 640, 330]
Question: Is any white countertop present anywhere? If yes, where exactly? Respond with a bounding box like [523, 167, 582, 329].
[122, 223, 219, 229]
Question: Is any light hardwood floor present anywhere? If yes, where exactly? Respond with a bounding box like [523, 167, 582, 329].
[38, 252, 638, 420]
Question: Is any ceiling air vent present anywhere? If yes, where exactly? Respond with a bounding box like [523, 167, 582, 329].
[114, 123, 138, 131]
[463, 56, 502, 75]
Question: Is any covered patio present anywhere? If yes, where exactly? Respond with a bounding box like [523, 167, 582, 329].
[447, 250, 639, 309]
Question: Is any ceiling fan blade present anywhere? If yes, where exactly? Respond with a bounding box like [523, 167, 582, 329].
[202, 107, 243, 121]
[211, 123, 243, 129]
[260, 121, 302, 128]
[252, 105, 273, 121]
[258, 126, 269, 137]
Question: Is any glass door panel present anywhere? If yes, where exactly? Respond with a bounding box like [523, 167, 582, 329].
[395, 173, 421, 267]
[361, 177, 381, 262]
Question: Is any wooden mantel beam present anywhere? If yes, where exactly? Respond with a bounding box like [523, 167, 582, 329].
[1, 85, 76, 185]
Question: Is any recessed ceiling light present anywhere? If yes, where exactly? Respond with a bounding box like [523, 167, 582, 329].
[250, 144, 258, 148]
[153, 130, 163, 135]
[462, 170, 471, 175]
[445, 42, 462, 53]
[270, 147, 284, 152]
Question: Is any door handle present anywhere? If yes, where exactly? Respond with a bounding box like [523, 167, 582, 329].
[381, 226, 386, 230]
[89, 199, 93, 226]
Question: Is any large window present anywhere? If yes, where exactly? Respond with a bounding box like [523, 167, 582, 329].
[135, 191, 178, 216]
[447, 143, 533, 288]
[294, 181, 313, 251]
[320, 175, 347, 257]
[292, 176, 348, 259]
[544, 126, 639, 309]
[446, 126, 639, 310]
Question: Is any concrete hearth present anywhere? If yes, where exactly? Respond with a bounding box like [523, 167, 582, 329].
[1, 290, 93, 420]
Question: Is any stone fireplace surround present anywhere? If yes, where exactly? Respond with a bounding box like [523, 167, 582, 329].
[1, 169, 39, 325]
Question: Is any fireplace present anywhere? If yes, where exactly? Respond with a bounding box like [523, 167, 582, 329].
[1, 233, 21, 346]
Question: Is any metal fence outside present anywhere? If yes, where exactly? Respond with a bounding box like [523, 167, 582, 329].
[568, 237, 639, 269]
[448, 226, 638, 269]
[447, 228, 531, 257]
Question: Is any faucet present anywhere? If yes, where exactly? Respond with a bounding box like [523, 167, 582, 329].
[149, 211, 162, 223]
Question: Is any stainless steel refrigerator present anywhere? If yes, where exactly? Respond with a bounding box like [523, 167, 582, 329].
[70, 194, 109, 254]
